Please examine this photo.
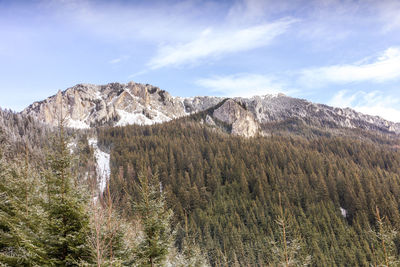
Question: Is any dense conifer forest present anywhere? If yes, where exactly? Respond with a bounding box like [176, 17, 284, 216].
[98, 118, 400, 266]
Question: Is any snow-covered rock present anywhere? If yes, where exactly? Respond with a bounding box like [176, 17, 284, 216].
[88, 138, 110, 194]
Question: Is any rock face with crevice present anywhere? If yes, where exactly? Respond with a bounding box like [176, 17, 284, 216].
[213, 99, 259, 137]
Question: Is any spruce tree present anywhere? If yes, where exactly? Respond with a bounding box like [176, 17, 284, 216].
[269, 193, 310, 266]
[42, 126, 92, 266]
[174, 213, 209, 267]
[133, 171, 173, 267]
[0, 153, 46, 266]
[369, 206, 400, 267]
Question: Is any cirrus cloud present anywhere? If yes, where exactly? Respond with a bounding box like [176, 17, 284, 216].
[300, 47, 400, 86]
[147, 18, 296, 70]
[196, 73, 293, 97]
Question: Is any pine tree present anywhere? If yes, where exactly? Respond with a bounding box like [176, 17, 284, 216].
[369, 206, 399, 267]
[42, 126, 92, 266]
[0, 148, 46, 266]
[174, 212, 209, 267]
[269, 193, 310, 266]
[133, 171, 173, 267]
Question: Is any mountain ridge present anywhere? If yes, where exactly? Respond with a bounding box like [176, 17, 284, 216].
[22, 81, 400, 137]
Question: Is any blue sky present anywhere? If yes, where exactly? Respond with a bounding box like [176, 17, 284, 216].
[1, 0, 400, 122]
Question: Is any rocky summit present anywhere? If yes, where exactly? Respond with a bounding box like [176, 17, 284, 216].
[22, 82, 220, 129]
[23, 81, 400, 137]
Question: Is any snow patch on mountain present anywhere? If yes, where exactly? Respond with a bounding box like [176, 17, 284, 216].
[115, 105, 173, 126]
[88, 138, 110, 194]
[115, 109, 170, 126]
[340, 207, 347, 218]
[67, 118, 90, 129]
[116, 109, 153, 126]
[67, 141, 77, 154]
[147, 106, 173, 121]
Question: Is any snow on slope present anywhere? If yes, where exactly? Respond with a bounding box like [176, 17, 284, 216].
[88, 138, 110, 194]
[115, 109, 155, 126]
[115, 108, 171, 126]
[340, 207, 347, 218]
[67, 118, 90, 129]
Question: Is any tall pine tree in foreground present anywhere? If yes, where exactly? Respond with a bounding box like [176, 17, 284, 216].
[42, 126, 92, 266]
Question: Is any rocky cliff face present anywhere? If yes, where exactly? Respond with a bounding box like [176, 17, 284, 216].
[23, 82, 400, 137]
[235, 94, 400, 135]
[23, 82, 221, 129]
[213, 99, 259, 137]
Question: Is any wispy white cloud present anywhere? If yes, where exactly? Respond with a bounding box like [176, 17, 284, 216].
[33, 0, 297, 72]
[196, 73, 292, 97]
[300, 47, 400, 86]
[329, 90, 359, 109]
[109, 58, 121, 64]
[329, 90, 400, 123]
[36, 0, 210, 43]
[108, 55, 130, 65]
[35, 0, 400, 45]
[147, 18, 296, 69]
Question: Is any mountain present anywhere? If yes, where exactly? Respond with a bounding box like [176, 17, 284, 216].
[22, 82, 220, 129]
[3, 81, 400, 266]
[22, 82, 400, 138]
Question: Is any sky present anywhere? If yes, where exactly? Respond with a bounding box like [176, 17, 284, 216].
[0, 0, 400, 123]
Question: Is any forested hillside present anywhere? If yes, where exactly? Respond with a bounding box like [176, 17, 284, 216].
[98, 118, 400, 266]
[0, 115, 208, 266]
[0, 108, 53, 160]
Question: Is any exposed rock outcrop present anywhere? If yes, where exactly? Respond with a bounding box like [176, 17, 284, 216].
[205, 115, 216, 127]
[213, 99, 259, 137]
[236, 94, 400, 135]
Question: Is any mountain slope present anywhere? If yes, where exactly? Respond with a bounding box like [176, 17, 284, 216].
[98, 119, 400, 266]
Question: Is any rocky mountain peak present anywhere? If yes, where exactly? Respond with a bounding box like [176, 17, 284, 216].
[22, 82, 222, 129]
[22, 81, 400, 137]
